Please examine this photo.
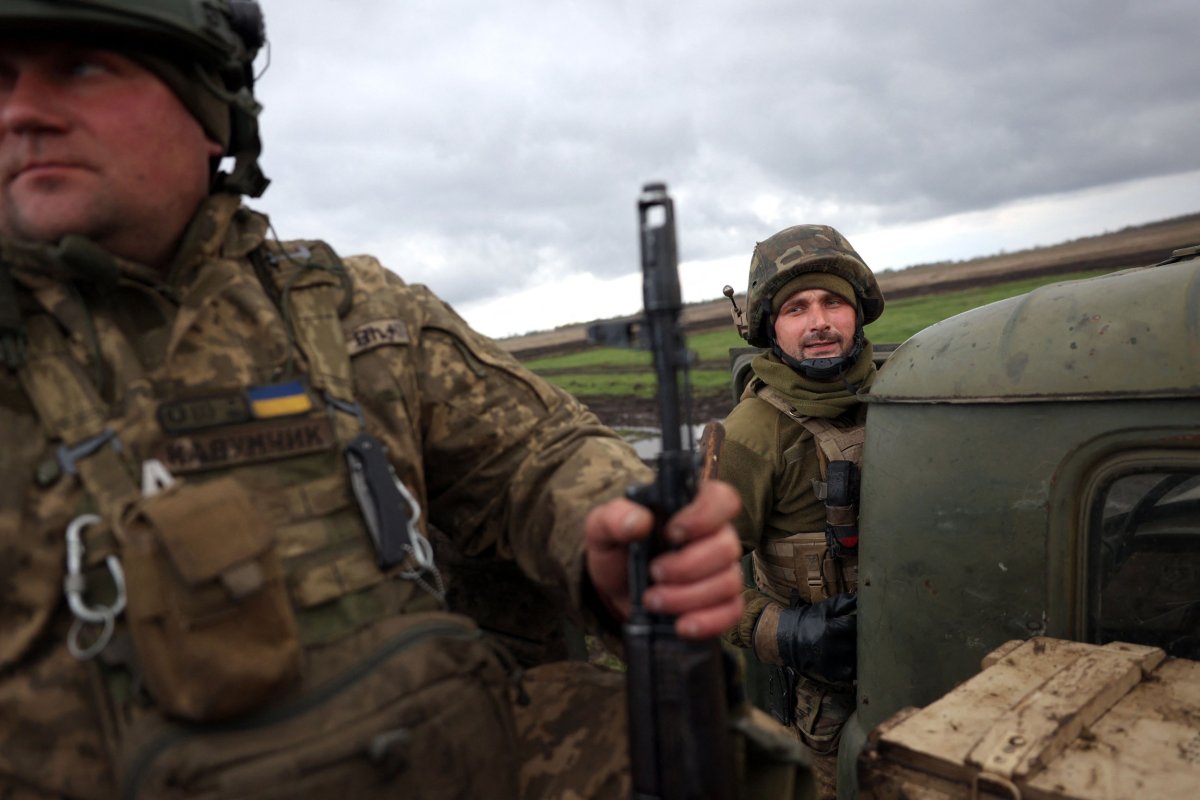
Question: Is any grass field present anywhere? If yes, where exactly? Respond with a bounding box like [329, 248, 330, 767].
[522, 266, 1117, 397]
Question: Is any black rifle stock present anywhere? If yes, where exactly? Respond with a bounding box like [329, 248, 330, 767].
[590, 183, 738, 800]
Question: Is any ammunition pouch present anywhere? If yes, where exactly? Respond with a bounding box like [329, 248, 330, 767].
[118, 476, 301, 721]
[753, 532, 857, 605]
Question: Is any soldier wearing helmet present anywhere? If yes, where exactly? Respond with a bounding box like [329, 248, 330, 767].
[0, 2, 755, 798]
[719, 224, 885, 799]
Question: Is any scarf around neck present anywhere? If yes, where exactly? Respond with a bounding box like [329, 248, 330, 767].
[750, 342, 876, 419]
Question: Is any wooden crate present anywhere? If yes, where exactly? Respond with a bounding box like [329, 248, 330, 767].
[859, 638, 1200, 799]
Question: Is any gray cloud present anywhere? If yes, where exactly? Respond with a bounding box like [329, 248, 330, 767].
[253, 0, 1200, 309]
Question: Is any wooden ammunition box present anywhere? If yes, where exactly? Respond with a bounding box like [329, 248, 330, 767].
[859, 637, 1200, 799]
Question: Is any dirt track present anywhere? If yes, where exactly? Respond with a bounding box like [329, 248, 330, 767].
[579, 393, 734, 430]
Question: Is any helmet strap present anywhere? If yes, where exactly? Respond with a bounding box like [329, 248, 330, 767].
[192, 69, 269, 198]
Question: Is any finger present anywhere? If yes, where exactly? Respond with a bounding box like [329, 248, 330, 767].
[673, 589, 746, 639]
[584, 497, 653, 550]
[644, 562, 743, 617]
[663, 480, 741, 545]
[649, 526, 741, 585]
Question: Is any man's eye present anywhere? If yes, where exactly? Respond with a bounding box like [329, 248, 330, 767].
[71, 62, 102, 76]
[68, 59, 112, 78]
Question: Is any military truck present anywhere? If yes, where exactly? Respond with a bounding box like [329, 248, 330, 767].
[729, 245, 1200, 798]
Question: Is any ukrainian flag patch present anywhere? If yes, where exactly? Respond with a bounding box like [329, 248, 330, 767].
[247, 379, 313, 419]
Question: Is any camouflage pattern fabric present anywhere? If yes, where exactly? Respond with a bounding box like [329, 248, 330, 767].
[743, 224, 884, 347]
[792, 679, 855, 800]
[0, 195, 652, 797]
[513, 661, 630, 799]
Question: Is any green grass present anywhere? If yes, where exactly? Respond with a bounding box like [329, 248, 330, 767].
[524, 346, 651, 371]
[863, 267, 1113, 343]
[523, 327, 743, 372]
[523, 267, 1119, 393]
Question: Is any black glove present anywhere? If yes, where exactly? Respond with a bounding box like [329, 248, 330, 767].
[776, 593, 857, 684]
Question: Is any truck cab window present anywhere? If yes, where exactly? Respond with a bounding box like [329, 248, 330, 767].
[1089, 471, 1200, 659]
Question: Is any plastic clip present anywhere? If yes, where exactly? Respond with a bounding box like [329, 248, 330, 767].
[325, 392, 366, 428]
[57, 427, 122, 476]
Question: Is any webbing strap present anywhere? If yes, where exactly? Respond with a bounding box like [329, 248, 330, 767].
[18, 314, 139, 514]
[258, 243, 360, 444]
[796, 417, 864, 473]
[752, 384, 865, 477]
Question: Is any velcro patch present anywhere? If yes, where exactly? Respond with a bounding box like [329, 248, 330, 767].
[347, 318, 409, 356]
[158, 393, 251, 434]
[247, 379, 314, 419]
[159, 417, 335, 473]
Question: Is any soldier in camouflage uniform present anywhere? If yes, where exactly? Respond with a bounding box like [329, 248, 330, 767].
[0, 2, 751, 798]
[719, 226, 886, 800]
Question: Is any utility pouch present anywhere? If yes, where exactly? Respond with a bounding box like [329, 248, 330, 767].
[824, 460, 860, 557]
[117, 613, 519, 800]
[118, 476, 301, 721]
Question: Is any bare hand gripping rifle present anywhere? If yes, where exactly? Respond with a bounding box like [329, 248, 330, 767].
[589, 183, 738, 800]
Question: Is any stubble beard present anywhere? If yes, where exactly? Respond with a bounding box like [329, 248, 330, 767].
[1, 172, 118, 247]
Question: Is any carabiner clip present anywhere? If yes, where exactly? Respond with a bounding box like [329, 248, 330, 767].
[63, 513, 126, 660]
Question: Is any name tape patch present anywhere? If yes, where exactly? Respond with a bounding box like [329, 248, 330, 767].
[159, 416, 336, 473]
[158, 393, 251, 434]
[158, 380, 315, 434]
[347, 318, 409, 356]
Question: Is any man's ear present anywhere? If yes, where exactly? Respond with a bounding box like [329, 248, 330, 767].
[205, 138, 223, 158]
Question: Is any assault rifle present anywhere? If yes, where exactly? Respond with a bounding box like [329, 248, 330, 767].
[588, 183, 738, 800]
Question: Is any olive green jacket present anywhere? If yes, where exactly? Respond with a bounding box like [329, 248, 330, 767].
[718, 351, 873, 652]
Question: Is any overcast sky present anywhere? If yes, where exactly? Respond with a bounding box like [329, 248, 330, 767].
[251, 1, 1200, 338]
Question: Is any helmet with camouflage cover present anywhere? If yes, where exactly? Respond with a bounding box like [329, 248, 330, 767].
[743, 224, 884, 379]
[2, 0, 269, 197]
[745, 225, 884, 346]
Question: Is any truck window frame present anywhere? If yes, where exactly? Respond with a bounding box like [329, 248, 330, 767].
[1079, 453, 1200, 659]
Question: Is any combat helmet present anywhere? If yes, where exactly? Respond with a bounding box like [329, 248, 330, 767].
[740, 225, 884, 380]
[2, 0, 270, 197]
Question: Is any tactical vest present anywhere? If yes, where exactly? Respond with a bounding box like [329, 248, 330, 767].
[7, 228, 521, 799]
[745, 381, 863, 606]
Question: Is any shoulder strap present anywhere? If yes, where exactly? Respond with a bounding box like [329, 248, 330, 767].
[19, 313, 141, 514]
[752, 382, 865, 474]
[255, 240, 361, 442]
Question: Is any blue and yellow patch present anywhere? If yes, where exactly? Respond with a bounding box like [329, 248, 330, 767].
[247, 379, 313, 419]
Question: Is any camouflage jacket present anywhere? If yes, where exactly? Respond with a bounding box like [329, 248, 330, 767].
[0, 195, 650, 798]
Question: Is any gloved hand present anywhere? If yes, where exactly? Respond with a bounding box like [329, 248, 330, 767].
[776, 593, 857, 684]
